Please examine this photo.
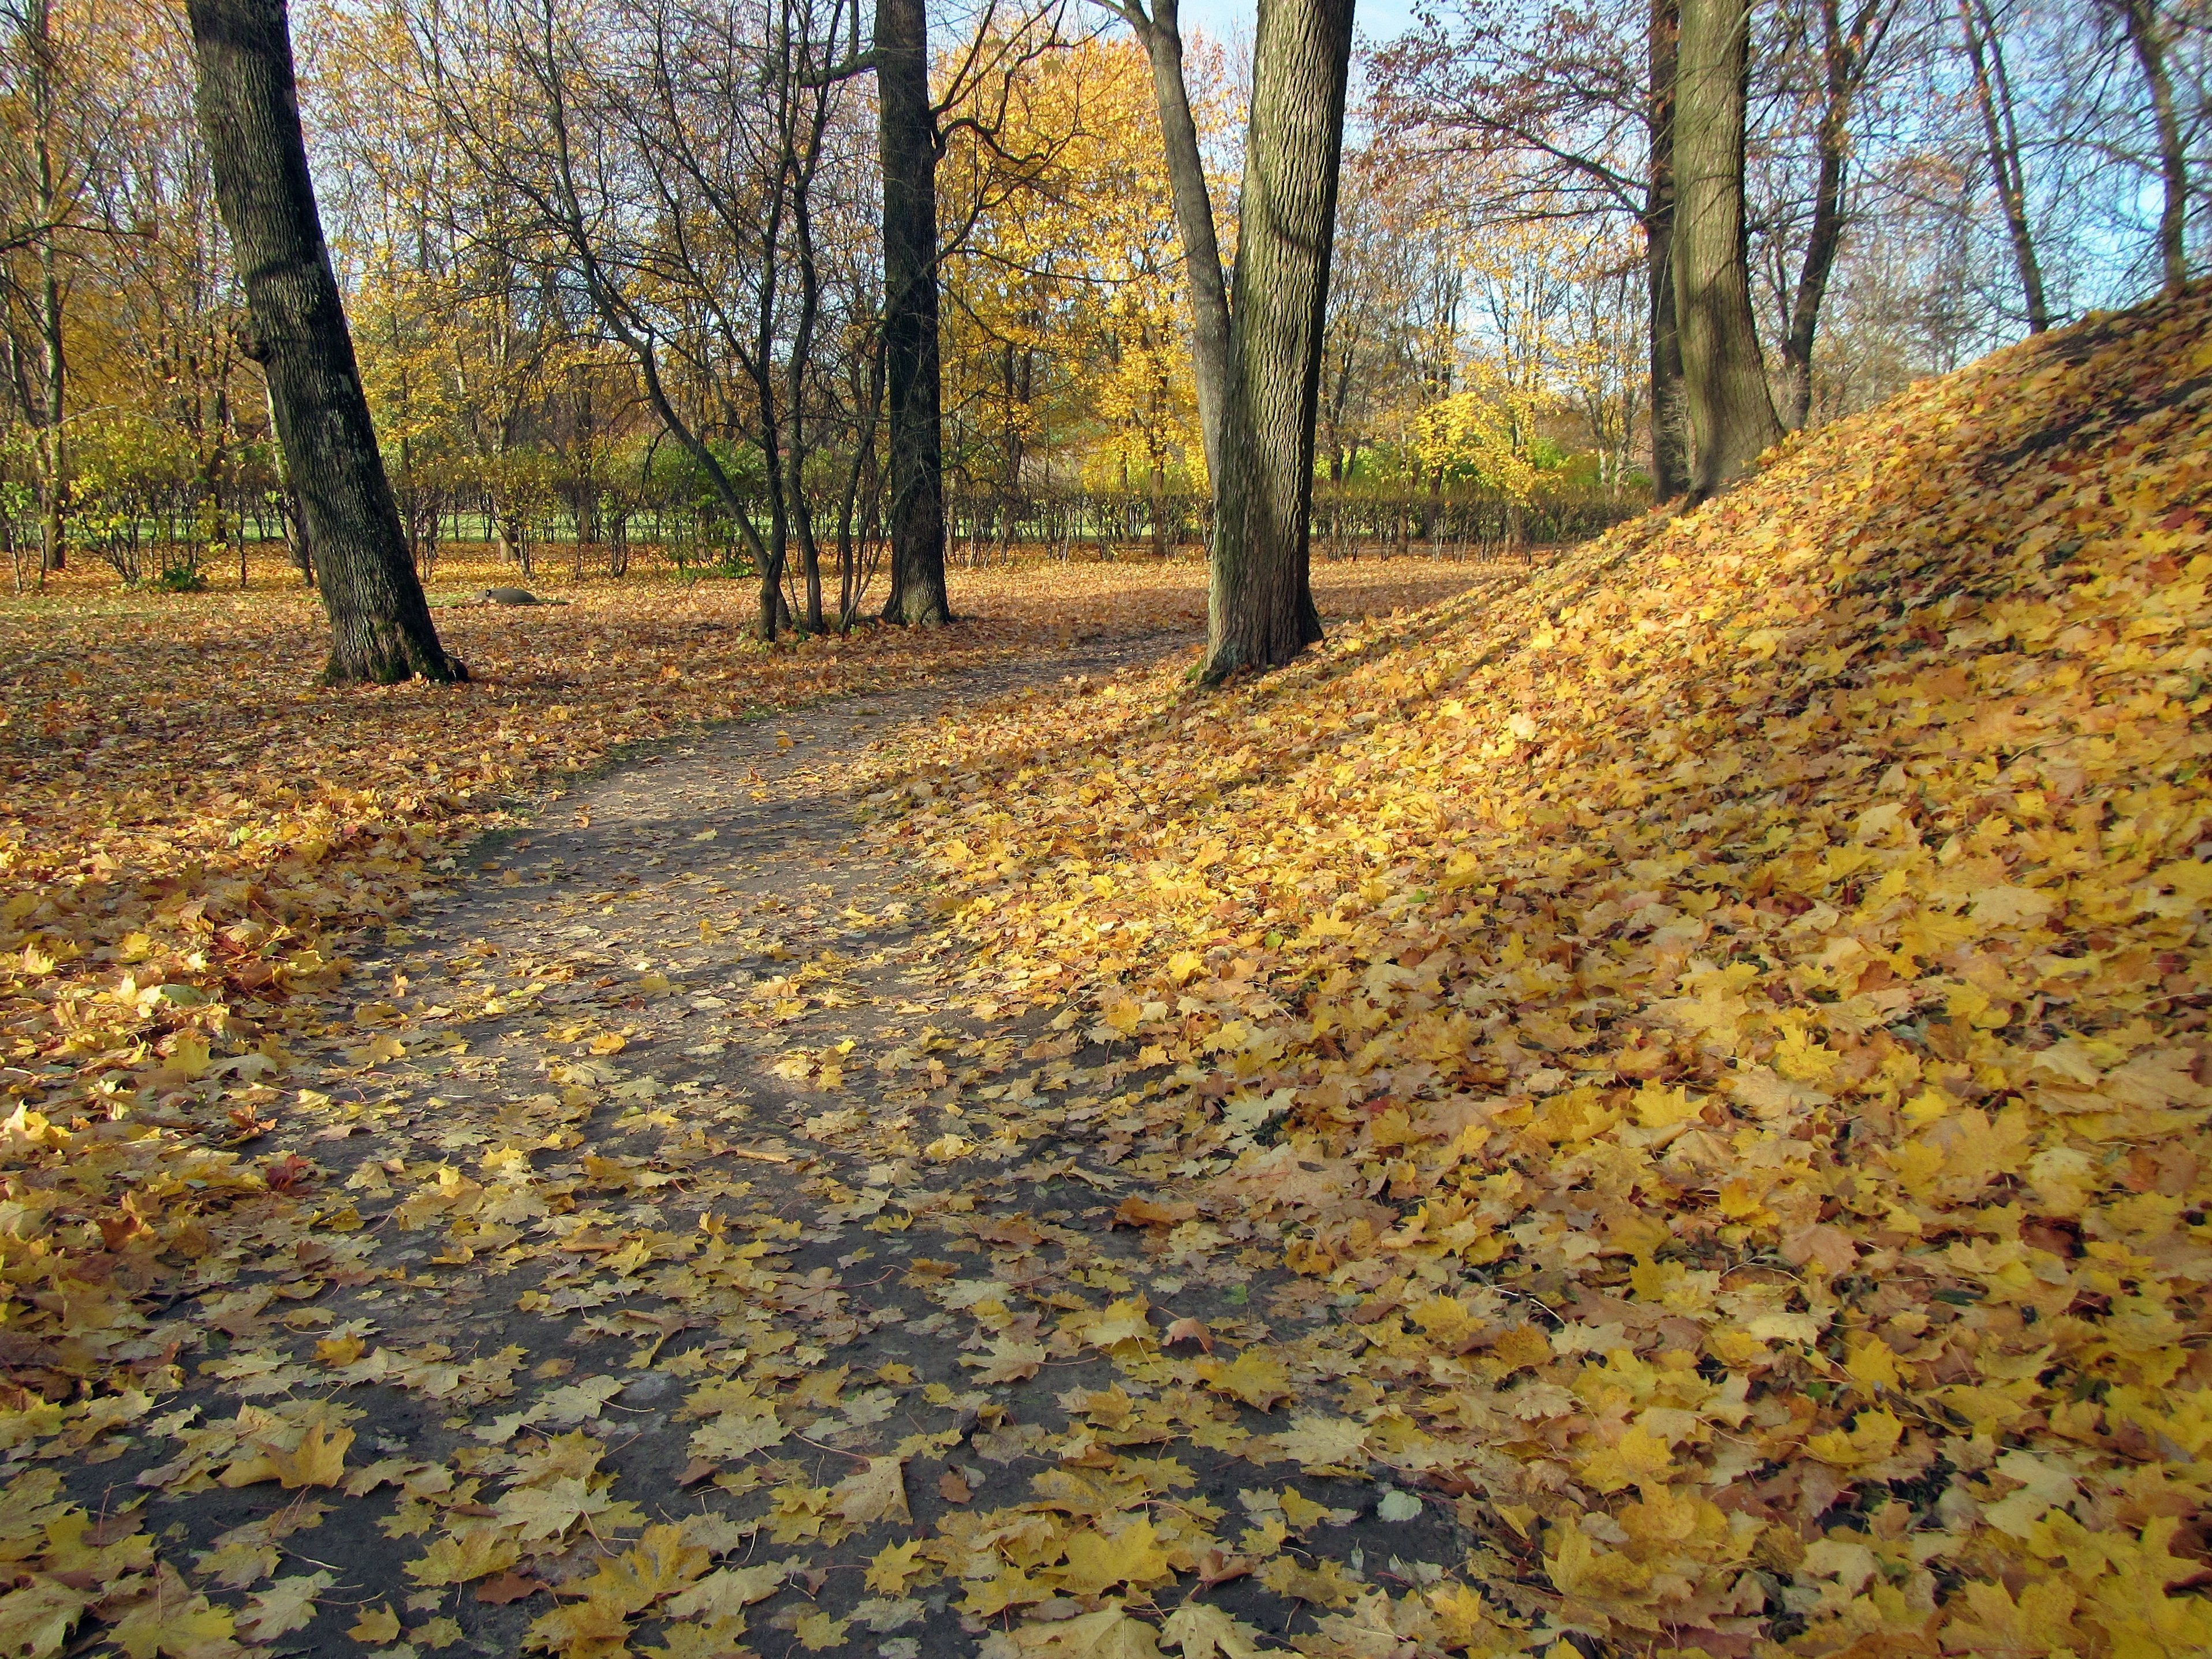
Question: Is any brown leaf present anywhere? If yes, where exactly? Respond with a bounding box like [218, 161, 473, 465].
[473, 1572, 544, 1605]
[1113, 1195, 1197, 1228]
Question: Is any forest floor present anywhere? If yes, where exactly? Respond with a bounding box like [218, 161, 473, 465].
[1, 556, 1490, 1659]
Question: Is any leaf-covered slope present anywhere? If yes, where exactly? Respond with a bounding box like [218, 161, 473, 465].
[874, 286, 2212, 1653]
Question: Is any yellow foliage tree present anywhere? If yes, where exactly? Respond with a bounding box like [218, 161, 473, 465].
[939, 32, 1224, 542]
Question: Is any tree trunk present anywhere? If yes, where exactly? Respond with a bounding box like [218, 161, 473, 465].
[1646, 0, 1691, 498]
[186, 0, 461, 683]
[1957, 0, 2049, 332]
[876, 0, 951, 626]
[1672, 0, 1780, 501]
[1781, 0, 1898, 430]
[18, 0, 65, 576]
[2120, 0, 2189, 296]
[1781, 0, 1849, 430]
[1202, 0, 1352, 680]
[1128, 0, 1232, 483]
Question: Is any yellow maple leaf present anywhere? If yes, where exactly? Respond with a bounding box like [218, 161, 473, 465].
[1844, 1335, 1903, 1390]
[831, 1456, 911, 1526]
[1631, 1083, 1702, 1128]
[1198, 1350, 1292, 1411]
[572, 1524, 711, 1615]
[1054, 1519, 1176, 1598]
[219, 1421, 353, 1490]
[1010, 1606, 1164, 1659]
[638, 1616, 751, 1659]
[405, 1527, 520, 1586]
[866, 1539, 929, 1594]
[1577, 1425, 1677, 1493]
[1162, 1601, 1277, 1659]
[1276, 1488, 1331, 1531]
[0, 1579, 90, 1659]
[348, 1603, 403, 1644]
[792, 1611, 849, 1651]
[1804, 1407, 1904, 1468]
[665, 1563, 788, 1621]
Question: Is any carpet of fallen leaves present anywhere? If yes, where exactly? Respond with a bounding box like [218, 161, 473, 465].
[1, 552, 1463, 1120]
[0, 550, 1484, 1659]
[849, 286, 2212, 1655]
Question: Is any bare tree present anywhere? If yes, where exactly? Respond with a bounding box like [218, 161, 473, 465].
[1770, 0, 1907, 428]
[1957, 0, 2051, 330]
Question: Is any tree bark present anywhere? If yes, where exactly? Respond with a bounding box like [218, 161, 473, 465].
[1202, 0, 1352, 679]
[1646, 0, 1691, 499]
[1672, 0, 1780, 501]
[1957, 0, 2049, 332]
[2119, 0, 2189, 297]
[1122, 0, 1232, 483]
[16, 0, 66, 576]
[876, 0, 951, 626]
[186, 0, 460, 683]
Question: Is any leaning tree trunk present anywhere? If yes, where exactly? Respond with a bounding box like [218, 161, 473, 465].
[875, 0, 952, 626]
[1781, 24, 1848, 432]
[186, 0, 461, 683]
[1646, 0, 1691, 499]
[1958, 0, 2049, 332]
[1672, 0, 1780, 502]
[1130, 0, 1233, 483]
[1202, 0, 1352, 681]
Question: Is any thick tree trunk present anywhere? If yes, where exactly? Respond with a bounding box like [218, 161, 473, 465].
[1129, 0, 1232, 483]
[1957, 0, 2049, 332]
[875, 0, 951, 626]
[1646, 0, 1691, 499]
[185, 0, 460, 683]
[1672, 0, 1780, 501]
[2120, 0, 2189, 296]
[1202, 0, 1351, 680]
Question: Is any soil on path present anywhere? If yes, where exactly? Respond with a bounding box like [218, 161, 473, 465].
[60, 604, 1476, 1659]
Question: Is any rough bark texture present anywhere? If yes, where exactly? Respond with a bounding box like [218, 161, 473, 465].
[1958, 0, 2049, 332]
[1672, 0, 1780, 501]
[1130, 0, 1232, 483]
[1646, 0, 1691, 499]
[186, 0, 460, 683]
[1201, 0, 1351, 681]
[876, 0, 952, 626]
[2121, 0, 2189, 297]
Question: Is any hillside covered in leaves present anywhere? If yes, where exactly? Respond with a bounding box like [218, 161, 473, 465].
[859, 285, 2212, 1653]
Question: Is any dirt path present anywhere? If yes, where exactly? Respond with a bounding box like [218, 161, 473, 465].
[61, 620, 1472, 1659]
